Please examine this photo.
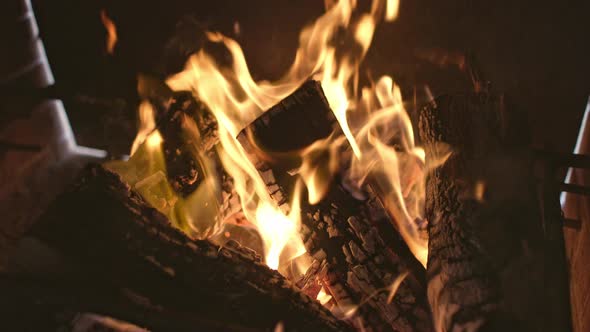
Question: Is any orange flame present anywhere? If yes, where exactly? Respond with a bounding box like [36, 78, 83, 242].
[121, 0, 440, 274]
[100, 9, 118, 54]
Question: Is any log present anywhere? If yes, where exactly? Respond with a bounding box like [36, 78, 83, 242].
[419, 93, 572, 331]
[158, 92, 204, 197]
[0, 274, 259, 332]
[112, 76, 242, 237]
[137, 75, 215, 198]
[156, 89, 243, 235]
[238, 80, 433, 331]
[30, 164, 351, 332]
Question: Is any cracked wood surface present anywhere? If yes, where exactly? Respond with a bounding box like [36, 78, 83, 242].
[31, 164, 350, 332]
[419, 93, 571, 332]
[238, 80, 433, 331]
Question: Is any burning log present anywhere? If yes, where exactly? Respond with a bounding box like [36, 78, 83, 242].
[137, 75, 217, 197]
[419, 94, 572, 331]
[157, 92, 204, 197]
[0, 274, 262, 332]
[110, 76, 242, 238]
[31, 164, 351, 332]
[238, 81, 433, 331]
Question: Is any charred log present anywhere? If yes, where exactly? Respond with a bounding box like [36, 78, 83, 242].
[157, 93, 207, 197]
[31, 164, 350, 332]
[0, 274, 263, 332]
[137, 75, 211, 197]
[131, 75, 242, 229]
[419, 93, 571, 332]
[238, 80, 432, 331]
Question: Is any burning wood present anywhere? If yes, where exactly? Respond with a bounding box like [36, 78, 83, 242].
[238, 80, 432, 331]
[108, 76, 242, 239]
[30, 164, 350, 332]
[419, 93, 571, 331]
[0, 0, 578, 330]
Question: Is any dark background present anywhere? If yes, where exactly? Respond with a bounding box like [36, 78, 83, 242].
[31, 0, 590, 156]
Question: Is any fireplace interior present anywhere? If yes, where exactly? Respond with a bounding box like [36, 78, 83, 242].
[1, 0, 589, 331]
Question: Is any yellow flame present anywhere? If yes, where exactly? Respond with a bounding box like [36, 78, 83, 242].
[130, 101, 156, 155]
[163, 0, 370, 270]
[100, 9, 118, 54]
[122, 0, 439, 274]
[385, 0, 400, 21]
[255, 182, 306, 270]
[316, 287, 333, 305]
[351, 76, 429, 265]
[146, 131, 163, 150]
[297, 135, 344, 204]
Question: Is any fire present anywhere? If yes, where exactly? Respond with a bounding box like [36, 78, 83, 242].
[100, 9, 118, 55]
[117, 0, 434, 274]
[145, 132, 163, 150]
[384, 0, 400, 21]
[316, 287, 333, 305]
[351, 76, 430, 265]
[255, 181, 306, 270]
[297, 135, 343, 204]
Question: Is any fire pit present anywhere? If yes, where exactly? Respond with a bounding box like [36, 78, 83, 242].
[1, 0, 587, 331]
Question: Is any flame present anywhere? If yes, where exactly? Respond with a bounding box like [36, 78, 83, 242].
[351, 76, 430, 265]
[130, 101, 157, 155]
[120, 0, 441, 275]
[145, 131, 163, 150]
[474, 180, 486, 202]
[385, 0, 400, 21]
[100, 9, 118, 54]
[297, 135, 344, 204]
[255, 181, 306, 270]
[316, 287, 333, 305]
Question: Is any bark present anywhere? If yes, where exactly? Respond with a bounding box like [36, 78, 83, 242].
[419, 93, 571, 332]
[0, 274, 259, 332]
[31, 164, 351, 332]
[238, 80, 433, 331]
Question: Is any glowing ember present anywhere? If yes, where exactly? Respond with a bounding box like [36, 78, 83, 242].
[116, 0, 434, 274]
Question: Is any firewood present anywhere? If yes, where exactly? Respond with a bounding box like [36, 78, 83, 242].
[137, 75, 212, 198]
[157, 92, 204, 197]
[419, 93, 572, 332]
[238, 80, 433, 331]
[31, 164, 351, 332]
[158, 90, 243, 231]
[130, 75, 242, 229]
[0, 274, 259, 332]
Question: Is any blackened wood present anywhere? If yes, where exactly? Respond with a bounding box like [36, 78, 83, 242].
[137, 75, 241, 222]
[419, 93, 572, 332]
[238, 80, 433, 331]
[31, 164, 350, 332]
[138, 76, 205, 197]
[0, 274, 259, 332]
[159, 94, 203, 197]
